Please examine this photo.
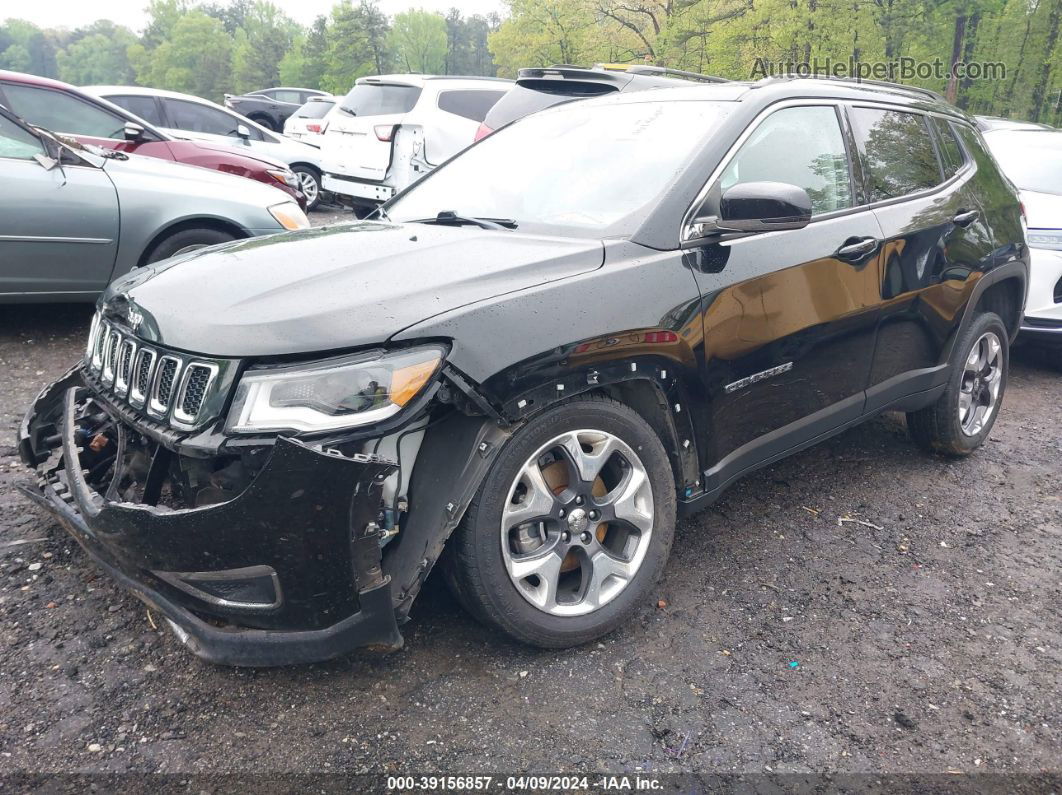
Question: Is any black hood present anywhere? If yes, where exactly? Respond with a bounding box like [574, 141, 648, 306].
[103, 222, 604, 358]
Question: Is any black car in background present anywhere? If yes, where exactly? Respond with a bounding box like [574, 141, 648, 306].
[224, 87, 329, 131]
[475, 64, 727, 140]
[20, 77, 1028, 666]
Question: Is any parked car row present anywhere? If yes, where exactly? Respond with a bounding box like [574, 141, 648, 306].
[15, 73, 1038, 668]
[86, 86, 328, 209]
[0, 105, 306, 300]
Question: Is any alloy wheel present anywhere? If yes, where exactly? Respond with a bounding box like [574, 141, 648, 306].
[499, 429, 655, 617]
[959, 331, 1003, 436]
[296, 170, 319, 205]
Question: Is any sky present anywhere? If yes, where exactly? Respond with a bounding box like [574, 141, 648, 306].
[5, 0, 507, 32]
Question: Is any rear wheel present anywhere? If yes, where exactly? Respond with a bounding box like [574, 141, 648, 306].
[446, 396, 676, 648]
[248, 114, 276, 132]
[907, 311, 1009, 456]
[145, 228, 235, 264]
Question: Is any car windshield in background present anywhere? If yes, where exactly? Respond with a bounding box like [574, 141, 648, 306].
[387, 100, 731, 236]
[985, 131, 1062, 195]
[339, 84, 421, 117]
[485, 83, 613, 129]
[295, 100, 334, 119]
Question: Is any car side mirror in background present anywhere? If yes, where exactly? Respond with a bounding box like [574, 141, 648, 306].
[123, 122, 146, 143]
[716, 181, 813, 233]
[236, 124, 251, 142]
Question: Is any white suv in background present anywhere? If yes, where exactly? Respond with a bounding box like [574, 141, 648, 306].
[86, 86, 328, 210]
[321, 75, 510, 209]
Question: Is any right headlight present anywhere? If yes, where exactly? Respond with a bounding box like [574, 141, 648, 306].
[225, 345, 446, 434]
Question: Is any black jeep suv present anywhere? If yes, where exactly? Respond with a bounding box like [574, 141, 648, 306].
[19, 77, 1028, 666]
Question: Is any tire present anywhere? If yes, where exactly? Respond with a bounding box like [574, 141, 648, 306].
[907, 311, 1009, 456]
[145, 228, 236, 264]
[249, 114, 276, 132]
[446, 395, 676, 648]
[292, 165, 322, 211]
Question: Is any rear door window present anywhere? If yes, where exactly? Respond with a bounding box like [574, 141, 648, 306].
[850, 107, 944, 202]
[273, 90, 302, 104]
[930, 117, 966, 178]
[339, 84, 421, 117]
[1, 83, 128, 139]
[107, 95, 165, 127]
[719, 105, 853, 216]
[164, 99, 262, 140]
[437, 90, 506, 122]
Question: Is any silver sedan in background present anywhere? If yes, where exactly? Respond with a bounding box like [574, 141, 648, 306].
[0, 107, 308, 302]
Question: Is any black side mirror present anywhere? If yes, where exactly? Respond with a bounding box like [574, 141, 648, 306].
[123, 122, 146, 142]
[690, 181, 813, 238]
[716, 181, 812, 233]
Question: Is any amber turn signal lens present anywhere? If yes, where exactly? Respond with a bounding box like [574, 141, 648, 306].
[390, 359, 440, 406]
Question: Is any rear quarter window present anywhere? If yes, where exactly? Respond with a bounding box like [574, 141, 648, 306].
[850, 107, 944, 202]
[930, 117, 966, 178]
[437, 90, 506, 122]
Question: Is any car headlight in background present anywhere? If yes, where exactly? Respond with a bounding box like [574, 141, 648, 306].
[226, 345, 446, 433]
[1027, 229, 1062, 251]
[267, 168, 299, 189]
[268, 201, 310, 230]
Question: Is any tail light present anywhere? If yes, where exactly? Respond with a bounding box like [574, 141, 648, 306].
[374, 124, 396, 142]
[307, 123, 322, 133]
[643, 331, 678, 344]
[474, 122, 494, 142]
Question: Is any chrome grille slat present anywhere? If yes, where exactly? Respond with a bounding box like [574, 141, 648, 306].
[82, 318, 222, 429]
[148, 356, 182, 419]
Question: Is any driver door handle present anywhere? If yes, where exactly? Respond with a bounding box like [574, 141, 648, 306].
[953, 209, 979, 227]
[836, 236, 879, 260]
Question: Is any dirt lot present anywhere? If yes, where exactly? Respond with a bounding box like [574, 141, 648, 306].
[1, 213, 1059, 783]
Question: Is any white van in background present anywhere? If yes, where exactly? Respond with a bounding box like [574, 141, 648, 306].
[321, 75, 510, 210]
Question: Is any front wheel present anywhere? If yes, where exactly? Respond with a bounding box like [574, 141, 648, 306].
[446, 395, 676, 648]
[145, 228, 235, 264]
[292, 165, 322, 210]
[907, 311, 1009, 456]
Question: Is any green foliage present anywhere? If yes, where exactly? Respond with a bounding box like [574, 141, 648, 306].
[1, 0, 1058, 123]
[390, 9, 448, 73]
[57, 22, 138, 85]
[133, 11, 233, 101]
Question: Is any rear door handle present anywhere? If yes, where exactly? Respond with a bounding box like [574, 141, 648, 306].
[953, 209, 979, 227]
[836, 236, 879, 260]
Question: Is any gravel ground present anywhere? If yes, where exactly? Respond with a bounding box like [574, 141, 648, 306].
[1, 211, 1060, 783]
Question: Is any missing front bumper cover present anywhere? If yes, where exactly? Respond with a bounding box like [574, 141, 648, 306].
[18, 380, 403, 666]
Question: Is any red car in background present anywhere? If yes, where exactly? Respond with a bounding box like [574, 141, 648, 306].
[0, 71, 306, 209]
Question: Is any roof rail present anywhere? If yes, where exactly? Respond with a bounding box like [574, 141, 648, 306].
[754, 74, 946, 102]
[621, 65, 730, 83]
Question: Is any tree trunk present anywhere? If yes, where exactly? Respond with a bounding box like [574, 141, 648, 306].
[946, 14, 967, 103]
[957, 11, 981, 108]
[1031, 0, 1062, 121]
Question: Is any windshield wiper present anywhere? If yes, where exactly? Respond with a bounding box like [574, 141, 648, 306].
[417, 211, 517, 230]
[337, 106, 356, 116]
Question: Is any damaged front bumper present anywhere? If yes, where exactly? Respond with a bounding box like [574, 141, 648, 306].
[17, 372, 404, 666]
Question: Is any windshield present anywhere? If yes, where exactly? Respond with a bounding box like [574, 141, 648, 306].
[295, 100, 335, 119]
[985, 131, 1062, 195]
[387, 100, 731, 236]
[339, 84, 421, 117]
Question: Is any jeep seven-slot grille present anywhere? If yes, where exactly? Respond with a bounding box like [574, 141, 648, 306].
[85, 315, 222, 429]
